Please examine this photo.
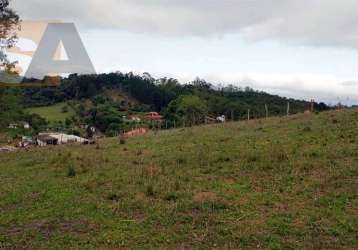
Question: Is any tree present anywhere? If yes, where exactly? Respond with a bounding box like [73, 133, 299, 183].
[25, 113, 47, 133]
[0, 88, 23, 127]
[0, 0, 20, 70]
[166, 95, 208, 126]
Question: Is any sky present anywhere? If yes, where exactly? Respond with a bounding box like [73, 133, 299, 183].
[9, 0, 358, 105]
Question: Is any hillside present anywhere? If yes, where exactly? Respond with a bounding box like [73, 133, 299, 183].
[0, 72, 329, 136]
[27, 102, 76, 124]
[0, 109, 357, 249]
[21, 74, 328, 117]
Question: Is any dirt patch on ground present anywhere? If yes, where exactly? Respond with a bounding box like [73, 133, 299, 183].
[144, 165, 161, 177]
[130, 209, 147, 222]
[135, 192, 146, 201]
[193, 192, 219, 202]
[224, 177, 237, 185]
[2, 219, 96, 243]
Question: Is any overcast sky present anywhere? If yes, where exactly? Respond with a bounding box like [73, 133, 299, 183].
[10, 0, 358, 105]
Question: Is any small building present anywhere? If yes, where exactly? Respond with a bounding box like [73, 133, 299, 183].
[40, 133, 88, 144]
[36, 135, 58, 146]
[23, 123, 30, 129]
[145, 112, 163, 121]
[216, 115, 226, 123]
[17, 136, 35, 148]
[130, 116, 141, 123]
[8, 123, 18, 129]
[8, 122, 31, 129]
[80, 124, 88, 129]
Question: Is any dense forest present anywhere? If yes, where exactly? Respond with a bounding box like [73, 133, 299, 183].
[0, 72, 330, 135]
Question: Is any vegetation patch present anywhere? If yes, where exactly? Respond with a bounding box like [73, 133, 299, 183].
[27, 102, 75, 124]
[0, 109, 357, 248]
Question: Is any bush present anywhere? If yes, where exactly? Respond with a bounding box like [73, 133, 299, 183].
[303, 126, 312, 132]
[146, 185, 155, 197]
[67, 163, 76, 177]
[65, 118, 72, 127]
[247, 153, 259, 163]
[119, 136, 126, 145]
[61, 105, 69, 113]
[164, 193, 177, 202]
[107, 193, 120, 201]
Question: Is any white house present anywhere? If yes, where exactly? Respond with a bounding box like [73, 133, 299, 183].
[46, 133, 88, 144]
[37, 133, 88, 145]
[8, 122, 30, 129]
[131, 116, 141, 123]
[36, 134, 58, 146]
[8, 123, 17, 129]
[23, 123, 30, 129]
[216, 115, 226, 123]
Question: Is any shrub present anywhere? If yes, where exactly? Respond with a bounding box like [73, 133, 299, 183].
[309, 151, 320, 158]
[119, 136, 126, 145]
[164, 193, 177, 202]
[67, 163, 76, 177]
[247, 154, 259, 163]
[146, 185, 155, 197]
[61, 105, 69, 113]
[174, 181, 181, 191]
[107, 193, 120, 202]
[269, 144, 289, 163]
[303, 126, 312, 132]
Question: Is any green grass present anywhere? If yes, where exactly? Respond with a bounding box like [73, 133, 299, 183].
[0, 109, 357, 249]
[27, 102, 76, 124]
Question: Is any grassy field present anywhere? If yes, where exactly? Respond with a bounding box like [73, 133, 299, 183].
[27, 102, 76, 124]
[0, 109, 357, 249]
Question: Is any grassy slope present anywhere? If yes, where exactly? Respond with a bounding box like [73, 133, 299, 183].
[0, 109, 357, 249]
[27, 102, 75, 124]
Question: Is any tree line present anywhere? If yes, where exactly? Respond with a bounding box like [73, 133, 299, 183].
[7, 73, 328, 134]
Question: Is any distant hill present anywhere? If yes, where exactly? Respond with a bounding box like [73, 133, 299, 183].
[23, 73, 329, 112]
[1, 72, 330, 134]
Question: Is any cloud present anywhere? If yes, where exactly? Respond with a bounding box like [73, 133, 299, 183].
[11, 0, 358, 48]
[340, 80, 358, 86]
[160, 71, 358, 105]
[9, 0, 358, 105]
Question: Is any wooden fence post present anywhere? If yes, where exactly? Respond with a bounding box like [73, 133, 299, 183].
[311, 99, 314, 112]
[265, 104, 268, 119]
[287, 102, 290, 116]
